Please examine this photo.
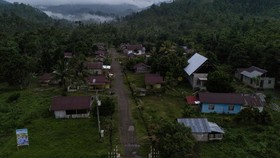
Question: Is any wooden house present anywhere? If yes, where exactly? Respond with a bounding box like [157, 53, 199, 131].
[184, 53, 215, 89]
[50, 96, 93, 119]
[64, 52, 73, 59]
[145, 74, 164, 90]
[124, 44, 145, 56]
[235, 66, 275, 89]
[133, 63, 150, 73]
[87, 75, 110, 91]
[39, 73, 59, 86]
[85, 62, 103, 75]
[177, 118, 224, 141]
[39, 73, 52, 86]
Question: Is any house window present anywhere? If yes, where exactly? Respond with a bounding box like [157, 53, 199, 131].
[209, 134, 214, 138]
[250, 79, 253, 84]
[208, 104, 215, 110]
[77, 109, 87, 114]
[66, 110, 76, 115]
[268, 80, 271, 84]
[215, 134, 223, 138]
[228, 105, 234, 111]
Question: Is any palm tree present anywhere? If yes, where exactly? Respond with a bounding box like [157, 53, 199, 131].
[52, 60, 68, 90]
[159, 41, 177, 54]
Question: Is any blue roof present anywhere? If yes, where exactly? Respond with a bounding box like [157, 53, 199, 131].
[177, 118, 211, 133]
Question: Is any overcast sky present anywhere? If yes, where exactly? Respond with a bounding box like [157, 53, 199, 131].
[6, 0, 172, 7]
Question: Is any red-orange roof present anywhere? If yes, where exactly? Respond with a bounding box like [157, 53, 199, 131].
[186, 96, 198, 105]
[50, 96, 92, 111]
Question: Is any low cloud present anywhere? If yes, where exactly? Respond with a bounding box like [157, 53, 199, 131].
[44, 11, 115, 23]
[6, 0, 172, 8]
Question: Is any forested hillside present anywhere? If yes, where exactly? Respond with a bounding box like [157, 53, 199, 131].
[0, 2, 58, 33]
[118, 0, 280, 78]
[0, 0, 279, 87]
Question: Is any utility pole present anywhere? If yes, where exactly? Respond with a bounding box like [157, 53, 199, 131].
[96, 91, 101, 138]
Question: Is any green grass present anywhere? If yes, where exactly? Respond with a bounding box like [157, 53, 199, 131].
[0, 83, 118, 158]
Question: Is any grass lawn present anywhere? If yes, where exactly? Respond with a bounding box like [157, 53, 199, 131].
[0, 83, 118, 158]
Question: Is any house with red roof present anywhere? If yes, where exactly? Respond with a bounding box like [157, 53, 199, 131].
[39, 73, 59, 86]
[235, 66, 275, 89]
[123, 44, 145, 56]
[85, 62, 103, 75]
[87, 75, 110, 91]
[199, 92, 264, 114]
[64, 52, 73, 59]
[145, 74, 164, 90]
[133, 63, 150, 73]
[50, 96, 93, 118]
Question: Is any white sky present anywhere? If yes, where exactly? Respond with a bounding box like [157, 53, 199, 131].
[6, 0, 172, 7]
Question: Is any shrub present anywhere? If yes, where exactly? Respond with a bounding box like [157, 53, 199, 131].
[6, 93, 20, 103]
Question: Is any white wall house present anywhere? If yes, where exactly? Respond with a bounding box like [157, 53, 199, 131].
[50, 96, 93, 119]
[184, 53, 215, 89]
[235, 66, 275, 89]
[177, 118, 224, 142]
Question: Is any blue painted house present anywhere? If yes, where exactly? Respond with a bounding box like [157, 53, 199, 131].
[199, 92, 244, 114]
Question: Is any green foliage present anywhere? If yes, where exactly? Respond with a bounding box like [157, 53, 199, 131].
[6, 92, 20, 103]
[182, 106, 200, 118]
[99, 97, 115, 116]
[154, 121, 196, 158]
[206, 70, 235, 92]
[234, 108, 273, 125]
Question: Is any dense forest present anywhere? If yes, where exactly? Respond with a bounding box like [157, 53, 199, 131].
[0, 0, 279, 87]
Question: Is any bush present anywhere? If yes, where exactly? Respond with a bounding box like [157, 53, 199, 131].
[6, 93, 20, 103]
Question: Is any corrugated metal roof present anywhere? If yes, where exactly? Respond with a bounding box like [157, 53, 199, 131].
[50, 96, 92, 111]
[241, 70, 263, 78]
[208, 122, 224, 133]
[199, 92, 244, 104]
[184, 53, 208, 75]
[145, 74, 164, 85]
[177, 118, 211, 133]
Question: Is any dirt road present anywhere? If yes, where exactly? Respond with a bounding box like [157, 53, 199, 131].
[110, 49, 140, 158]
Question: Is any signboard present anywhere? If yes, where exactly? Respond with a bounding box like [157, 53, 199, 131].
[16, 128, 29, 146]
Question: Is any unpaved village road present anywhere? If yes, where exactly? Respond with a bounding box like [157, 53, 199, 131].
[110, 49, 141, 158]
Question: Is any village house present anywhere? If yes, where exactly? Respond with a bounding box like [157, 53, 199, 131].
[85, 62, 103, 75]
[177, 118, 224, 141]
[87, 75, 110, 91]
[133, 63, 150, 73]
[184, 53, 215, 89]
[39, 73, 52, 86]
[50, 96, 93, 119]
[235, 66, 275, 89]
[64, 52, 73, 59]
[39, 73, 59, 86]
[145, 74, 164, 90]
[198, 92, 264, 114]
[123, 44, 146, 56]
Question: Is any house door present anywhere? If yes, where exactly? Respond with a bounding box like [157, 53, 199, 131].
[260, 80, 264, 88]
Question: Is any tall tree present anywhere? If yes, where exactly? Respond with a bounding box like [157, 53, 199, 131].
[154, 121, 196, 158]
[206, 70, 235, 93]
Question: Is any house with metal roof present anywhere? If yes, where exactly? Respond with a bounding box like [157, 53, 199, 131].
[177, 118, 224, 141]
[145, 74, 164, 90]
[85, 62, 103, 75]
[199, 92, 264, 114]
[87, 75, 110, 91]
[184, 53, 215, 89]
[235, 66, 275, 89]
[50, 96, 93, 119]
